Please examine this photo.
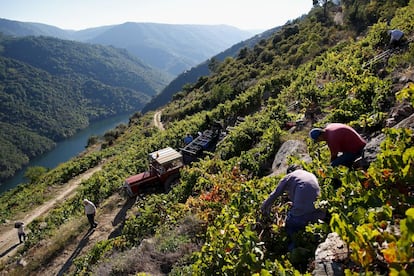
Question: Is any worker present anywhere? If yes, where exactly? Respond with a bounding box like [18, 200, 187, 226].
[261, 165, 326, 250]
[183, 133, 193, 145]
[83, 199, 98, 230]
[16, 221, 27, 243]
[309, 123, 366, 168]
[388, 29, 405, 49]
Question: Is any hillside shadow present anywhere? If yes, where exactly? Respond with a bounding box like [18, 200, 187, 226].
[57, 229, 94, 276]
[109, 197, 136, 239]
[0, 243, 20, 258]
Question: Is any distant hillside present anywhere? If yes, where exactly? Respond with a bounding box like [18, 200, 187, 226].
[0, 35, 169, 95]
[0, 34, 170, 182]
[141, 26, 282, 113]
[0, 18, 255, 76]
[0, 18, 70, 38]
[84, 22, 255, 75]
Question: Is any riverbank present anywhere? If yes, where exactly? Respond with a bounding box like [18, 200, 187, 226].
[0, 113, 132, 194]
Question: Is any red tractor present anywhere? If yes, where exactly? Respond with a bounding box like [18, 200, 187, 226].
[123, 147, 184, 197]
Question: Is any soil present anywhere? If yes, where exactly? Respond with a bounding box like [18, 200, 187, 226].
[153, 110, 164, 130]
[32, 193, 135, 276]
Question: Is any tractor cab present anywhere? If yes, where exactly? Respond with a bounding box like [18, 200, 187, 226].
[123, 147, 183, 197]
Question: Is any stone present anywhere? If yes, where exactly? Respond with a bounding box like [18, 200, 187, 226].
[313, 232, 348, 276]
[270, 140, 311, 176]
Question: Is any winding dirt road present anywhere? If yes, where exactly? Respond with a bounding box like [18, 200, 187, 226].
[153, 110, 164, 130]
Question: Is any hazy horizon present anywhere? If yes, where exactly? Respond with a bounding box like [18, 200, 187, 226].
[0, 0, 313, 32]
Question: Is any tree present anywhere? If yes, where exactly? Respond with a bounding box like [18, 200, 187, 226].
[86, 135, 100, 147]
[208, 58, 220, 73]
[313, 0, 329, 17]
[24, 166, 48, 184]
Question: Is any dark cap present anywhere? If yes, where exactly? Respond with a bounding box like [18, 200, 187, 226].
[309, 128, 323, 141]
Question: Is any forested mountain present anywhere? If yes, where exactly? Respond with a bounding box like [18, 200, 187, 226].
[1, 1, 414, 275]
[0, 18, 255, 76]
[0, 34, 170, 182]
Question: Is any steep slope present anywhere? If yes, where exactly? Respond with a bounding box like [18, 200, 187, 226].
[0, 1, 413, 275]
[0, 35, 168, 95]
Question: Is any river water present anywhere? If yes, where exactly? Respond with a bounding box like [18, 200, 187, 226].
[0, 113, 132, 194]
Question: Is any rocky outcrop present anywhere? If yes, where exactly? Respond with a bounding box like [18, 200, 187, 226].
[363, 112, 414, 166]
[385, 99, 414, 128]
[270, 140, 311, 176]
[312, 232, 348, 276]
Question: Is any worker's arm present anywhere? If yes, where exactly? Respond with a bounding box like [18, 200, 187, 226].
[260, 176, 290, 216]
[330, 152, 337, 162]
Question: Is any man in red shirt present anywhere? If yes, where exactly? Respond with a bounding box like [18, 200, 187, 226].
[309, 123, 366, 168]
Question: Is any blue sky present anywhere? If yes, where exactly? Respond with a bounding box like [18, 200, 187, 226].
[0, 0, 313, 31]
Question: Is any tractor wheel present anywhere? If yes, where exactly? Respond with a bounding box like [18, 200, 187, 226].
[118, 185, 132, 198]
[164, 174, 180, 192]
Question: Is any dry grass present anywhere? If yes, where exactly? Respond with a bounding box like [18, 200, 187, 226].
[2, 216, 88, 276]
[92, 215, 204, 276]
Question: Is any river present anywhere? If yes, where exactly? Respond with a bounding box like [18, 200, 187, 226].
[0, 113, 132, 194]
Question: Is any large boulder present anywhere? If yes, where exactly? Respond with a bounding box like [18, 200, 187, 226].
[396, 111, 414, 130]
[312, 232, 349, 276]
[270, 140, 311, 176]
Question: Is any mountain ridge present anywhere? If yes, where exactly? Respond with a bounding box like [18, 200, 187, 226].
[0, 18, 255, 76]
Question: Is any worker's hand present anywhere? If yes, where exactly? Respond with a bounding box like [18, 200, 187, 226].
[260, 200, 272, 217]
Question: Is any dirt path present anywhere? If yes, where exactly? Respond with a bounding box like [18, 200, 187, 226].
[0, 166, 102, 264]
[33, 193, 135, 276]
[153, 110, 164, 130]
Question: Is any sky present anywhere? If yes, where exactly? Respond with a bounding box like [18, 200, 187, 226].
[0, 0, 313, 32]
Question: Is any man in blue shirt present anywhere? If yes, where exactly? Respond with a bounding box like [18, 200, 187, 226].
[261, 165, 326, 250]
[183, 133, 193, 145]
[388, 29, 404, 49]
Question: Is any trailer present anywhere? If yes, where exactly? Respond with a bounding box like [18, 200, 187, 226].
[180, 129, 221, 164]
